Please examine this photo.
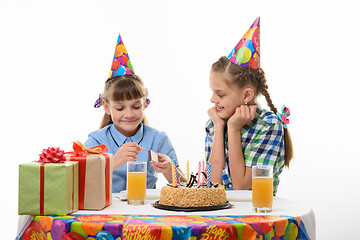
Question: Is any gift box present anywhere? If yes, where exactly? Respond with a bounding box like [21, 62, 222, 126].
[18, 161, 79, 216]
[65, 141, 112, 210]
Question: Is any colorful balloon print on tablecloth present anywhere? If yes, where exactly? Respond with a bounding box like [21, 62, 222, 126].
[20, 221, 46, 240]
[95, 230, 114, 240]
[212, 216, 236, 222]
[158, 225, 172, 240]
[189, 224, 204, 237]
[62, 232, 86, 240]
[22, 214, 310, 240]
[102, 223, 122, 237]
[283, 222, 298, 240]
[81, 222, 105, 236]
[122, 224, 162, 240]
[264, 228, 276, 240]
[275, 218, 289, 236]
[239, 224, 258, 239]
[51, 220, 67, 240]
[231, 223, 246, 239]
[235, 215, 274, 235]
[37, 216, 54, 232]
[171, 226, 192, 240]
[108, 215, 133, 222]
[198, 224, 238, 240]
[70, 222, 88, 238]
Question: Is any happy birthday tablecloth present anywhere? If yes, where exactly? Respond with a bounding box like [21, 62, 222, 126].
[18, 214, 310, 240]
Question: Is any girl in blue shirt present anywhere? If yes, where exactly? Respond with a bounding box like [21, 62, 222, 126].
[85, 74, 185, 192]
[85, 34, 184, 192]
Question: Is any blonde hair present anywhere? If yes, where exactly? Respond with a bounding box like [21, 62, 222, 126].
[100, 74, 148, 129]
[211, 56, 293, 167]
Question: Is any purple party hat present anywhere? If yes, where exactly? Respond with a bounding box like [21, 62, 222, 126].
[227, 17, 260, 69]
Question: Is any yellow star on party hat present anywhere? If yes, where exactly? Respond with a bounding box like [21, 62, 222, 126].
[109, 34, 135, 78]
[227, 17, 260, 69]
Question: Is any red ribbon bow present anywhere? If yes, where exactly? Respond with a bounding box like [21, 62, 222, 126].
[69, 141, 108, 155]
[36, 147, 66, 163]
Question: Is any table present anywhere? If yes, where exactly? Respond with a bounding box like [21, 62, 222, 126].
[17, 191, 316, 240]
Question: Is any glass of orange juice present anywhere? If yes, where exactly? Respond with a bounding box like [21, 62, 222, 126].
[127, 161, 147, 205]
[252, 165, 273, 213]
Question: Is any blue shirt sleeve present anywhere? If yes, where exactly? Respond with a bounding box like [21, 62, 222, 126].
[84, 135, 101, 149]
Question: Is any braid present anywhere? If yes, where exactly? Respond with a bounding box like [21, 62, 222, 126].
[259, 71, 293, 167]
[258, 69, 277, 114]
[262, 88, 277, 114]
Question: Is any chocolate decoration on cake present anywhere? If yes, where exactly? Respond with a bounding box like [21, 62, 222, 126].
[167, 172, 218, 188]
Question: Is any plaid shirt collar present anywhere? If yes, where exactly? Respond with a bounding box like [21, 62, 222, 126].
[242, 106, 262, 132]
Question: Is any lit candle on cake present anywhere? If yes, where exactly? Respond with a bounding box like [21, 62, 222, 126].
[197, 160, 201, 187]
[207, 162, 211, 188]
[201, 159, 205, 184]
[171, 161, 177, 187]
[175, 163, 178, 186]
[187, 160, 189, 184]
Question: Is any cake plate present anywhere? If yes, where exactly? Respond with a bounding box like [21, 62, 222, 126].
[152, 201, 233, 212]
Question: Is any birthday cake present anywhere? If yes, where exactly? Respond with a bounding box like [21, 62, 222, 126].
[159, 184, 227, 207]
[154, 156, 226, 208]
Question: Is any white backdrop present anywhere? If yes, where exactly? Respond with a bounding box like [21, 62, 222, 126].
[1, 0, 359, 239]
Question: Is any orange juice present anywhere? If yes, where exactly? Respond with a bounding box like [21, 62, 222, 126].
[252, 177, 273, 208]
[127, 172, 146, 200]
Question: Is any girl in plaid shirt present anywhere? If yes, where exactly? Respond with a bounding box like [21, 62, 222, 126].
[205, 18, 293, 195]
